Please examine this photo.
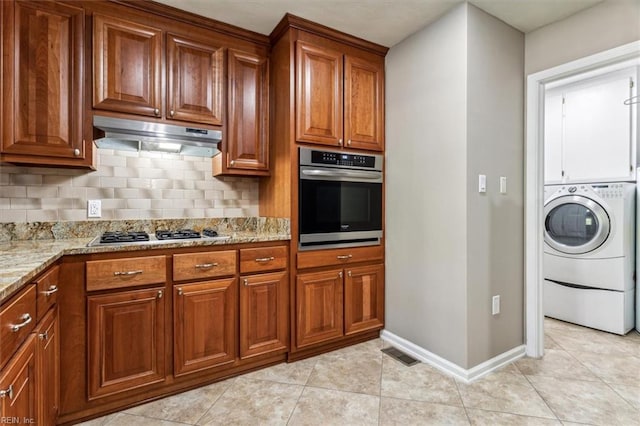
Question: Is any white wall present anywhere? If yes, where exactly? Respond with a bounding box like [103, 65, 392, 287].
[525, 0, 640, 75]
[385, 3, 469, 367]
[466, 4, 525, 367]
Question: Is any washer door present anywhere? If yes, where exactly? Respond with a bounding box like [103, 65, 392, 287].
[544, 195, 610, 255]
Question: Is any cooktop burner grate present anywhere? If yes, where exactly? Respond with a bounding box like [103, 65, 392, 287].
[100, 231, 150, 244]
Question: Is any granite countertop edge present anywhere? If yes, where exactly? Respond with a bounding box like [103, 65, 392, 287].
[0, 231, 291, 305]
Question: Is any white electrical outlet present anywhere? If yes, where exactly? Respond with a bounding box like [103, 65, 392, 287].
[88, 200, 102, 218]
[492, 295, 500, 315]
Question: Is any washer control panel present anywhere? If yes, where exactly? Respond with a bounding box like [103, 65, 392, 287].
[592, 183, 624, 199]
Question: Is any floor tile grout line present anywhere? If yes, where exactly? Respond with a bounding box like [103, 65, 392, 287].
[192, 378, 237, 425]
[452, 377, 472, 425]
[521, 367, 563, 422]
[115, 412, 194, 426]
[377, 348, 384, 426]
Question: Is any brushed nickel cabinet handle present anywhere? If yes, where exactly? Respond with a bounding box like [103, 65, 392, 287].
[154, 108, 160, 116]
[255, 257, 275, 263]
[336, 255, 352, 260]
[338, 271, 343, 278]
[195, 263, 218, 269]
[230, 160, 236, 166]
[157, 290, 163, 299]
[39, 331, 49, 341]
[0, 385, 13, 400]
[10, 314, 32, 332]
[73, 148, 80, 156]
[114, 270, 143, 276]
[43, 285, 58, 296]
[177, 288, 183, 296]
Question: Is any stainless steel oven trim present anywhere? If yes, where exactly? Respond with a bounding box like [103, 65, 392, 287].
[299, 230, 383, 244]
[299, 166, 383, 183]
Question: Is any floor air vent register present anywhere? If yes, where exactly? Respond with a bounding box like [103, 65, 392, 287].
[381, 347, 420, 366]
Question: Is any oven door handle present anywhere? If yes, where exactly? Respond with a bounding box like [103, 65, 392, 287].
[301, 169, 382, 180]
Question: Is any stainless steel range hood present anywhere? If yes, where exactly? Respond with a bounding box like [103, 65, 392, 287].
[93, 116, 222, 157]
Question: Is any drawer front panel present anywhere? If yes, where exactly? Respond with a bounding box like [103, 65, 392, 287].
[36, 264, 59, 321]
[297, 245, 383, 270]
[0, 285, 36, 368]
[173, 250, 237, 282]
[86, 256, 167, 291]
[240, 246, 287, 274]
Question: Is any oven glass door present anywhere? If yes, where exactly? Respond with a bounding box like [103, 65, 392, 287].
[299, 179, 382, 235]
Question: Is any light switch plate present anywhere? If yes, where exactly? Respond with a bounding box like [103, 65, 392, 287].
[492, 295, 500, 315]
[500, 176, 507, 194]
[478, 174, 487, 193]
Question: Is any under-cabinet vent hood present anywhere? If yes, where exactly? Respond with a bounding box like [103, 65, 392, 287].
[93, 116, 222, 157]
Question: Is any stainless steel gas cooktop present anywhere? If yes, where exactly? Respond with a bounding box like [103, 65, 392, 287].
[87, 229, 230, 247]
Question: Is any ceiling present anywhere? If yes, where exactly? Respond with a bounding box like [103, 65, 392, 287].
[152, 0, 603, 47]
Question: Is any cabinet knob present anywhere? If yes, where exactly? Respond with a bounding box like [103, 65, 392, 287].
[243, 279, 249, 286]
[347, 140, 351, 146]
[230, 160, 236, 166]
[73, 148, 80, 156]
[170, 110, 175, 117]
[154, 108, 160, 116]
[0, 385, 13, 400]
[157, 290, 163, 299]
[10, 313, 32, 332]
[347, 270, 352, 277]
[338, 139, 343, 146]
[177, 288, 183, 296]
[338, 271, 343, 278]
[39, 331, 49, 341]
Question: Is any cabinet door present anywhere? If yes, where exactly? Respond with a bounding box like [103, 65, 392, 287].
[167, 34, 224, 125]
[296, 41, 343, 147]
[344, 55, 384, 151]
[240, 271, 288, 359]
[0, 335, 36, 423]
[344, 264, 384, 335]
[226, 49, 269, 172]
[173, 279, 236, 376]
[296, 269, 343, 348]
[93, 14, 162, 117]
[1, 1, 89, 166]
[36, 307, 59, 426]
[87, 287, 166, 400]
[563, 72, 634, 182]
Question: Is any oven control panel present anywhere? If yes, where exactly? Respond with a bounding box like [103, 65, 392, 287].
[311, 150, 376, 168]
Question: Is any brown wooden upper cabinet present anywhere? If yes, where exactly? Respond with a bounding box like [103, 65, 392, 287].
[217, 49, 270, 175]
[93, 15, 224, 126]
[1, 0, 93, 168]
[296, 41, 384, 152]
[93, 14, 162, 118]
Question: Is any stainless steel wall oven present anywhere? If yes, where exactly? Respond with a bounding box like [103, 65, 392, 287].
[298, 147, 383, 250]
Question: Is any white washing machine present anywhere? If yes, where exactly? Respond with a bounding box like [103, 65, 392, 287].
[543, 182, 636, 334]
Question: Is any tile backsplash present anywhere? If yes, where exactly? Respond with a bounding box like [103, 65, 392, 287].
[0, 149, 259, 223]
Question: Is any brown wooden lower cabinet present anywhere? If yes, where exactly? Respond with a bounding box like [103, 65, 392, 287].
[296, 263, 385, 349]
[87, 287, 166, 400]
[35, 307, 59, 426]
[344, 264, 384, 335]
[240, 271, 288, 359]
[0, 334, 36, 422]
[173, 278, 237, 376]
[296, 269, 344, 348]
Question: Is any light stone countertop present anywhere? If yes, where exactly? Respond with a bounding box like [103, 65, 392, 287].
[0, 231, 290, 305]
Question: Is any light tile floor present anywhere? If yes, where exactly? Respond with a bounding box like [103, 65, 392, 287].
[79, 319, 640, 425]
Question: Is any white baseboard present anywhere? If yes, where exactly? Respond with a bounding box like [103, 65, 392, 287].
[380, 329, 526, 383]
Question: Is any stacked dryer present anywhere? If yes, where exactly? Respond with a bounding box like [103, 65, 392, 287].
[543, 182, 635, 335]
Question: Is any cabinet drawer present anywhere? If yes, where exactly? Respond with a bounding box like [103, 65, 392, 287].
[297, 245, 384, 270]
[35, 264, 59, 321]
[86, 256, 167, 291]
[173, 250, 236, 281]
[0, 285, 36, 368]
[240, 246, 288, 274]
